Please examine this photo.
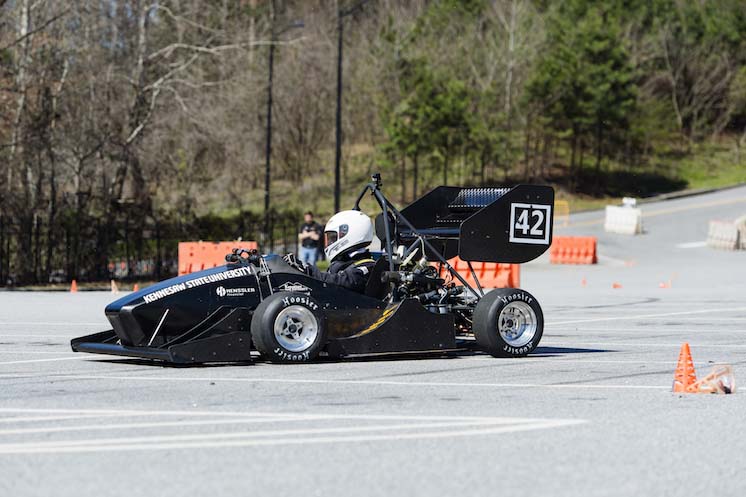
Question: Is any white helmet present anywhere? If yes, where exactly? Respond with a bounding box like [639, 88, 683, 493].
[323, 210, 374, 262]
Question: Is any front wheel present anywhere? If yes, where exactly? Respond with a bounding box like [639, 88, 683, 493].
[473, 288, 543, 357]
[251, 292, 327, 363]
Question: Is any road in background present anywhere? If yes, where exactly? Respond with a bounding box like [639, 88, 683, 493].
[1, 187, 745, 497]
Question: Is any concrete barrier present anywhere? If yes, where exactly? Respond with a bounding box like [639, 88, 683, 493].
[604, 205, 643, 235]
[736, 215, 746, 250]
[706, 221, 740, 251]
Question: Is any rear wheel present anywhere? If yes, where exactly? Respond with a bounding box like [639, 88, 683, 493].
[251, 292, 327, 363]
[473, 288, 543, 357]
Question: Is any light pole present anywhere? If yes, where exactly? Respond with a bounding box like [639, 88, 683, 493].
[334, 0, 371, 213]
[264, 22, 276, 251]
[264, 4, 303, 251]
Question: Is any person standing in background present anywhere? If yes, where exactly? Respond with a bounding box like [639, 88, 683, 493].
[316, 217, 327, 263]
[298, 211, 323, 266]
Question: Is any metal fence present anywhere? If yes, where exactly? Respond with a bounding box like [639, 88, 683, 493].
[0, 209, 301, 286]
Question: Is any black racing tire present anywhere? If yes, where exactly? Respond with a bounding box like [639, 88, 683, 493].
[473, 288, 543, 358]
[251, 292, 327, 363]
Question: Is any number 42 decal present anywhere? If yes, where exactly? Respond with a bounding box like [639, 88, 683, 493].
[509, 203, 552, 245]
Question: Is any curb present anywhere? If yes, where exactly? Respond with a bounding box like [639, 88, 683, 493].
[637, 182, 746, 205]
[568, 182, 746, 215]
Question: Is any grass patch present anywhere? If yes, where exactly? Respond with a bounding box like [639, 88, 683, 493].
[224, 135, 746, 222]
[674, 141, 746, 190]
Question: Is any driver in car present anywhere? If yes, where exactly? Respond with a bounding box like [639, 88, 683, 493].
[284, 210, 376, 294]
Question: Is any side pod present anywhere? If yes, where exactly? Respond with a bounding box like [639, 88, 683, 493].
[326, 299, 456, 357]
[71, 307, 254, 364]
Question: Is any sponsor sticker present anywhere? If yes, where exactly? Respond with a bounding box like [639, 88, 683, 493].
[276, 282, 312, 293]
[216, 286, 256, 298]
[142, 266, 253, 304]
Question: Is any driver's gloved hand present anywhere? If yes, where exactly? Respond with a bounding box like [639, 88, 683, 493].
[282, 253, 308, 273]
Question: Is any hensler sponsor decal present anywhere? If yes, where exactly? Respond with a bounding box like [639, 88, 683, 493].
[216, 286, 256, 297]
[142, 267, 253, 303]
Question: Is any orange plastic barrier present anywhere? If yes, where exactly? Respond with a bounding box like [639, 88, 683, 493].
[178, 241, 258, 275]
[437, 257, 520, 289]
[550, 236, 597, 264]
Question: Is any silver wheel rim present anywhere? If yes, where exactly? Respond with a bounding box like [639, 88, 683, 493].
[273, 306, 319, 353]
[498, 301, 537, 347]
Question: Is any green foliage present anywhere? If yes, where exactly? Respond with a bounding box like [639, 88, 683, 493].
[374, 0, 746, 198]
[526, 4, 636, 174]
[381, 56, 472, 185]
[6, 0, 746, 286]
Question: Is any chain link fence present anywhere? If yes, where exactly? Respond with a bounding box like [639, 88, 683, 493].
[0, 208, 301, 286]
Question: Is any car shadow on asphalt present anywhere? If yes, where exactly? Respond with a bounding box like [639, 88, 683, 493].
[532, 346, 614, 356]
[87, 358, 255, 368]
[84, 346, 613, 368]
[325, 345, 615, 363]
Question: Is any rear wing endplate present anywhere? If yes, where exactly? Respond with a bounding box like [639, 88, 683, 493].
[391, 184, 555, 264]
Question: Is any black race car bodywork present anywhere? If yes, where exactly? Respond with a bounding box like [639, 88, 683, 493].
[72, 174, 554, 363]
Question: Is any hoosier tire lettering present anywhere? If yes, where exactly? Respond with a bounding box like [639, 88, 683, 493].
[502, 345, 532, 355]
[273, 348, 311, 362]
[251, 292, 327, 363]
[281, 295, 319, 311]
[472, 288, 544, 358]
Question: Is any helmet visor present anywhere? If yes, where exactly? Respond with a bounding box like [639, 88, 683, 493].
[324, 231, 338, 247]
[324, 224, 348, 248]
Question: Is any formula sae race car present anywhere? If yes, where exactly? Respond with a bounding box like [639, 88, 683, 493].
[72, 174, 554, 363]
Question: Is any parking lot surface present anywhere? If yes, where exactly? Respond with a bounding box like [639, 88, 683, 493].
[1, 186, 745, 497]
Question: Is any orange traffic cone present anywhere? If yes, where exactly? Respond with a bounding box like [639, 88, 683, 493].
[70, 279, 78, 293]
[110, 279, 119, 293]
[672, 342, 697, 393]
[132, 283, 139, 292]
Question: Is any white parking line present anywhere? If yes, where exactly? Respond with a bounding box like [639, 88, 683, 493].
[0, 356, 86, 365]
[0, 350, 86, 355]
[469, 357, 703, 365]
[656, 317, 746, 321]
[0, 420, 498, 449]
[0, 408, 550, 423]
[452, 354, 688, 364]
[0, 334, 73, 338]
[14, 373, 669, 391]
[0, 418, 585, 454]
[676, 241, 707, 248]
[0, 417, 324, 436]
[541, 341, 746, 348]
[596, 254, 629, 266]
[551, 306, 746, 325]
[0, 413, 139, 424]
[546, 329, 746, 334]
[0, 322, 103, 326]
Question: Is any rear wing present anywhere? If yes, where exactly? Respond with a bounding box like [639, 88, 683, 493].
[378, 185, 554, 264]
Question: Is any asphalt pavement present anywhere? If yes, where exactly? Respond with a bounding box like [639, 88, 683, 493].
[1, 186, 745, 497]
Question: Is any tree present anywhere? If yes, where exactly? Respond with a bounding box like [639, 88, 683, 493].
[525, 3, 636, 189]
